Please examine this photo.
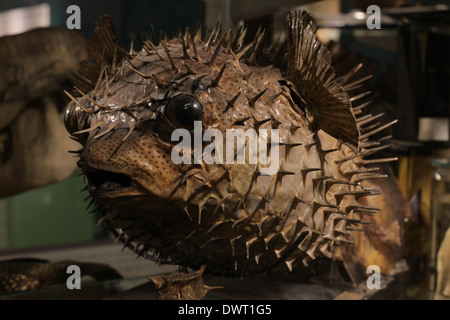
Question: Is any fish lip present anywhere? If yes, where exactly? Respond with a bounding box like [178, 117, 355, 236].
[80, 162, 189, 223]
[79, 162, 145, 199]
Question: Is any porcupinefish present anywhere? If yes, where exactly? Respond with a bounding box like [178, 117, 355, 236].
[64, 11, 398, 277]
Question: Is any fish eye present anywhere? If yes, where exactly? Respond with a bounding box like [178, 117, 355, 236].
[64, 101, 88, 135]
[164, 94, 203, 129]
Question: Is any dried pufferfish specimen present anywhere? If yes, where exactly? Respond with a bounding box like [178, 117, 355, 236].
[64, 11, 397, 277]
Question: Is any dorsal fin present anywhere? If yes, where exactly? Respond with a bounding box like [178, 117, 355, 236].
[72, 15, 120, 94]
[286, 10, 360, 153]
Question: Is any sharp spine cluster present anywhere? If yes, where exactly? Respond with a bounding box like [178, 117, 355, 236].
[66, 12, 397, 277]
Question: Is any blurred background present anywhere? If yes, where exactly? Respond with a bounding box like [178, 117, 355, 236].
[0, 0, 449, 299]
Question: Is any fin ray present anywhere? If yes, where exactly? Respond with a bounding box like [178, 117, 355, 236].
[286, 10, 360, 153]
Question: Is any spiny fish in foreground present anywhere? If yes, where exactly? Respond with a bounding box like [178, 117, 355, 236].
[64, 10, 398, 277]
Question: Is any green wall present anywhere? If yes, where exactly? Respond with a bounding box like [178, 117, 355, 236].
[0, 172, 100, 250]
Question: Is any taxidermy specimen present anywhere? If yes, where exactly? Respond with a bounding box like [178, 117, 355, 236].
[65, 10, 402, 281]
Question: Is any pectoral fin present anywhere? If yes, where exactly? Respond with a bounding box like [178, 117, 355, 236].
[286, 10, 360, 153]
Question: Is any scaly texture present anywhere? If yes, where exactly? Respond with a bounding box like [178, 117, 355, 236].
[64, 12, 398, 277]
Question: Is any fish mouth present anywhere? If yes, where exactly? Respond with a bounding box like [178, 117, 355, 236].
[81, 162, 189, 215]
[86, 170, 132, 194]
[79, 162, 142, 199]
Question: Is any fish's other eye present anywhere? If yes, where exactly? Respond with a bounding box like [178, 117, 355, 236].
[165, 94, 203, 129]
[64, 101, 90, 138]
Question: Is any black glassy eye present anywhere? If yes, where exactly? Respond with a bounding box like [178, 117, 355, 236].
[64, 101, 90, 141]
[165, 94, 203, 129]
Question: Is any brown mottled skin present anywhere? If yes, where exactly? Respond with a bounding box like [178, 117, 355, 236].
[65, 12, 403, 278]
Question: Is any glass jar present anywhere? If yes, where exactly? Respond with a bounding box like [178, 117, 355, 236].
[428, 157, 450, 298]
